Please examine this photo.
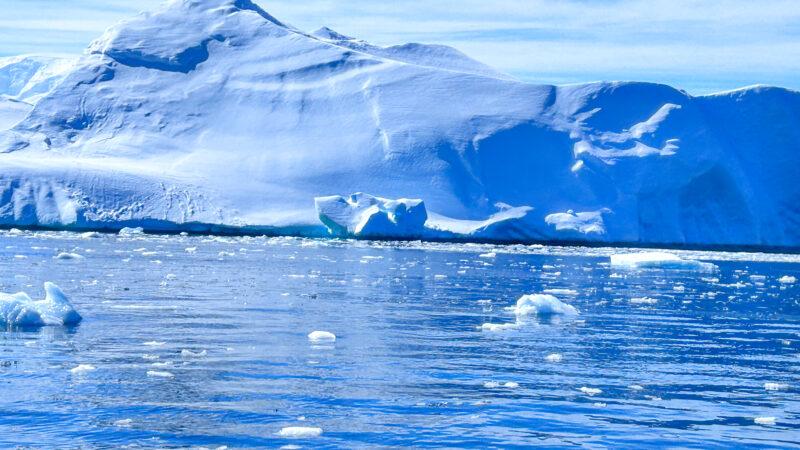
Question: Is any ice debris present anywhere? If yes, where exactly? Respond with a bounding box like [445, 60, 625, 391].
[0, 283, 81, 327]
[278, 426, 323, 438]
[511, 294, 579, 317]
[610, 252, 716, 271]
[308, 330, 336, 343]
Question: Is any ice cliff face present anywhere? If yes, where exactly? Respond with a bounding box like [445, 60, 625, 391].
[0, 0, 798, 248]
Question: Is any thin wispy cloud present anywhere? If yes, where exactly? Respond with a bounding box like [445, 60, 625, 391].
[1, 0, 798, 93]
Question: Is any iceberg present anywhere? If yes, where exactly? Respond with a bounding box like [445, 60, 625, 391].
[0, 0, 797, 248]
[0, 282, 82, 327]
[510, 294, 579, 317]
[610, 252, 716, 271]
[315, 193, 427, 238]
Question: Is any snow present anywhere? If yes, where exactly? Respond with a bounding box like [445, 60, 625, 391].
[0, 283, 81, 327]
[510, 294, 579, 317]
[0, 0, 797, 249]
[308, 330, 336, 343]
[0, 97, 32, 131]
[278, 426, 323, 438]
[610, 252, 716, 271]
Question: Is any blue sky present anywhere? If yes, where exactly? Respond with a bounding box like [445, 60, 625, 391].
[2, 0, 799, 94]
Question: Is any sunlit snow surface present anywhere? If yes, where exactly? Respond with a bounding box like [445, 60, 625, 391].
[0, 229, 799, 447]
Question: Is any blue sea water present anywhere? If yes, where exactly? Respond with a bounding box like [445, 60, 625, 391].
[0, 230, 799, 448]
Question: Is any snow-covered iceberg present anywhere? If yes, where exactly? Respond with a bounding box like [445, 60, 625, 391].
[0, 0, 798, 248]
[0, 282, 82, 327]
[610, 252, 716, 271]
[316, 193, 428, 238]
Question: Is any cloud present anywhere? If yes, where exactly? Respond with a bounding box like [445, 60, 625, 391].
[1, 0, 798, 94]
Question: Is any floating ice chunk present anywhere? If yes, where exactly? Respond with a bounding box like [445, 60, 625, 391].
[185, 247, 197, 253]
[479, 252, 496, 259]
[764, 382, 788, 391]
[629, 297, 658, 305]
[80, 231, 101, 238]
[511, 294, 578, 317]
[308, 331, 336, 343]
[147, 370, 174, 378]
[481, 322, 518, 332]
[113, 419, 133, 427]
[0, 283, 81, 327]
[143, 341, 166, 346]
[483, 381, 519, 388]
[180, 349, 207, 358]
[754, 416, 776, 425]
[55, 252, 84, 260]
[629, 385, 644, 391]
[545, 353, 563, 363]
[278, 426, 323, 438]
[579, 387, 602, 396]
[778, 275, 797, 284]
[119, 227, 144, 235]
[610, 252, 715, 271]
[69, 364, 96, 374]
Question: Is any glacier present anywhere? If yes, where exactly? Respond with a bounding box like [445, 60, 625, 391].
[0, 0, 799, 248]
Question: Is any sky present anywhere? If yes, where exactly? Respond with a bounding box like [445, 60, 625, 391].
[1, 0, 799, 94]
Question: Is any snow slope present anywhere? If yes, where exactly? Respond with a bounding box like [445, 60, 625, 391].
[0, 0, 798, 248]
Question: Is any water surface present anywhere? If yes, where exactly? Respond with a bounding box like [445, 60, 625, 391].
[1, 230, 799, 448]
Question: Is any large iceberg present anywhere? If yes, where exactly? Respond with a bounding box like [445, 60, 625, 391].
[0, 0, 798, 248]
[0, 283, 82, 327]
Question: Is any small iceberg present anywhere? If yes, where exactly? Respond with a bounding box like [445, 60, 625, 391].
[778, 275, 797, 284]
[119, 227, 144, 235]
[0, 283, 82, 327]
[511, 294, 579, 317]
[278, 426, 323, 438]
[308, 330, 336, 343]
[610, 252, 715, 271]
[69, 364, 96, 374]
[55, 252, 84, 260]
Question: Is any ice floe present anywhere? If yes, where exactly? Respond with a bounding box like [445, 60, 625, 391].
[545, 353, 563, 363]
[0, 282, 81, 327]
[510, 294, 579, 317]
[754, 416, 776, 425]
[147, 370, 174, 378]
[308, 331, 336, 343]
[610, 252, 716, 271]
[278, 426, 323, 438]
[579, 387, 602, 396]
[778, 275, 797, 284]
[55, 252, 84, 260]
[69, 364, 96, 374]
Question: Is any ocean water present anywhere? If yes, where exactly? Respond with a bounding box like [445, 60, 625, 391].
[0, 230, 799, 448]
